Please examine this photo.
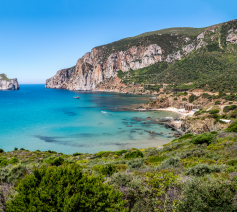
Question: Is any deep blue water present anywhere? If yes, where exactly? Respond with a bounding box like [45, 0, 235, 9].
[0, 85, 178, 154]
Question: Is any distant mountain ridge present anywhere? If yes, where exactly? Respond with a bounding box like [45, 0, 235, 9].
[45, 19, 237, 93]
[0, 74, 20, 90]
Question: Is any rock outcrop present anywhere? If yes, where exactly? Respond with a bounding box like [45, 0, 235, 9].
[181, 118, 228, 135]
[45, 44, 180, 90]
[0, 74, 20, 90]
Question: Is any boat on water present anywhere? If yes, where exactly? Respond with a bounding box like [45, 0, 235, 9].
[74, 93, 80, 99]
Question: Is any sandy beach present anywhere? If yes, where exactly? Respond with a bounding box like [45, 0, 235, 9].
[135, 107, 195, 119]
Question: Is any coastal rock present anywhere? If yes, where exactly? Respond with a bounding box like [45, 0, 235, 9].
[0, 74, 20, 90]
[46, 44, 166, 91]
[181, 118, 228, 135]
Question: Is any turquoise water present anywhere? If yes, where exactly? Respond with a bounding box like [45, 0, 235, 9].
[0, 85, 178, 154]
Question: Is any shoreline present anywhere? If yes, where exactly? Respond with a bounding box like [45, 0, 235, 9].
[134, 107, 194, 119]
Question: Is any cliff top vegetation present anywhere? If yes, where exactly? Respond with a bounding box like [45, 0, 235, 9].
[0, 74, 10, 81]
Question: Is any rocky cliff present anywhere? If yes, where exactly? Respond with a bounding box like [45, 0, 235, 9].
[0, 74, 20, 90]
[46, 19, 237, 92]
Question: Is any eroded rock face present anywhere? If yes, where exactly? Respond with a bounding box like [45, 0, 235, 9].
[0, 75, 20, 90]
[45, 44, 182, 91]
[226, 31, 237, 44]
[181, 118, 228, 135]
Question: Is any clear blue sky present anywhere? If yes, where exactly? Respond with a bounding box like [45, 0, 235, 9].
[0, 0, 236, 84]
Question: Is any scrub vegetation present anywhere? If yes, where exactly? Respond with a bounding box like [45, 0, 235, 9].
[1, 126, 237, 211]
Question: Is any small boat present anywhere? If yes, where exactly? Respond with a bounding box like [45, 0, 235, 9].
[74, 93, 80, 99]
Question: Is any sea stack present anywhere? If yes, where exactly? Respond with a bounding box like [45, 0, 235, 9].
[0, 74, 20, 90]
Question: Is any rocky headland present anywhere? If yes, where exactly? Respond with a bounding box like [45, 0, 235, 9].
[0, 74, 20, 90]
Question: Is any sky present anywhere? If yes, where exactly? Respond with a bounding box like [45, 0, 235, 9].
[0, 0, 236, 84]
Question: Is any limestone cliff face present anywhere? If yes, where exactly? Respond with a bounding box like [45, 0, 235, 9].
[0, 74, 20, 90]
[45, 43, 183, 90]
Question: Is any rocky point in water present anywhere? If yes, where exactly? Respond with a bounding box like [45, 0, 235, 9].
[0, 74, 20, 90]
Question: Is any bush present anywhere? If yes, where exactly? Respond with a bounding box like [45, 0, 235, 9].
[96, 151, 112, 157]
[185, 164, 225, 176]
[115, 150, 127, 156]
[177, 178, 237, 211]
[178, 133, 194, 140]
[127, 159, 144, 169]
[0, 165, 28, 184]
[191, 133, 215, 145]
[174, 97, 178, 100]
[147, 156, 166, 163]
[0, 149, 4, 153]
[73, 152, 82, 156]
[215, 101, 221, 105]
[189, 94, 198, 103]
[182, 97, 187, 101]
[226, 121, 237, 133]
[6, 165, 126, 212]
[223, 105, 237, 113]
[208, 109, 219, 114]
[124, 150, 143, 159]
[44, 156, 64, 166]
[160, 157, 180, 168]
[8, 157, 19, 165]
[99, 164, 117, 176]
[14, 147, 18, 151]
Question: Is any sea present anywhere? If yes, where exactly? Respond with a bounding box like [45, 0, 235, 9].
[0, 85, 179, 154]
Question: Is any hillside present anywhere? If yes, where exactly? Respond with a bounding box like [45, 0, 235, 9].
[1, 123, 237, 211]
[46, 19, 237, 94]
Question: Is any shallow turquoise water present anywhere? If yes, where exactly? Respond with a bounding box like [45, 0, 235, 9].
[0, 85, 178, 154]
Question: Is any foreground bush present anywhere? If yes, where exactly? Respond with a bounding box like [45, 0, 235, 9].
[6, 164, 126, 212]
[177, 178, 237, 211]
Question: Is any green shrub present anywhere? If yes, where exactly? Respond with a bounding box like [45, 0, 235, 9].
[189, 94, 198, 103]
[8, 157, 19, 165]
[124, 150, 143, 159]
[178, 133, 194, 140]
[14, 147, 18, 151]
[72, 152, 82, 156]
[160, 157, 180, 168]
[147, 156, 166, 163]
[215, 101, 221, 105]
[208, 109, 219, 114]
[182, 97, 187, 101]
[191, 133, 215, 145]
[223, 105, 237, 113]
[174, 97, 178, 100]
[177, 178, 237, 211]
[0, 165, 28, 184]
[185, 164, 225, 176]
[44, 156, 64, 166]
[114, 150, 127, 156]
[0, 149, 4, 153]
[1, 160, 8, 166]
[96, 151, 112, 157]
[127, 159, 144, 169]
[6, 164, 126, 212]
[99, 164, 117, 176]
[226, 121, 237, 133]
[227, 159, 237, 166]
